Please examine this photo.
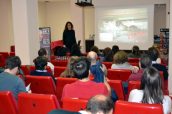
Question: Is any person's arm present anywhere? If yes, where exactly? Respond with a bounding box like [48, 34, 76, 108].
[63, 31, 67, 46]
[72, 30, 77, 44]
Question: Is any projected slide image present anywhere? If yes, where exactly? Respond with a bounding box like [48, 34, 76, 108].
[98, 8, 148, 43]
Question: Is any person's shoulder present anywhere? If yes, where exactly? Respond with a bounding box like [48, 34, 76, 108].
[49, 109, 80, 114]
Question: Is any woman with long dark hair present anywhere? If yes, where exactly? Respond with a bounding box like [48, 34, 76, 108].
[128, 67, 171, 114]
[63, 21, 77, 52]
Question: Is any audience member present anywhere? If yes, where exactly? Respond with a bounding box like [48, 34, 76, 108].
[128, 54, 152, 81]
[38, 48, 54, 74]
[103, 47, 114, 62]
[60, 56, 79, 78]
[128, 67, 171, 114]
[128, 45, 141, 58]
[0, 56, 26, 100]
[79, 94, 114, 114]
[111, 51, 139, 73]
[30, 56, 55, 82]
[70, 44, 82, 56]
[62, 57, 109, 100]
[148, 47, 168, 80]
[112, 45, 119, 55]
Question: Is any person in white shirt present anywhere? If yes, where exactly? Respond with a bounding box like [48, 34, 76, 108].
[128, 66, 171, 114]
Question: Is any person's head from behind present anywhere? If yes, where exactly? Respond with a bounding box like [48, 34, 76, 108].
[141, 67, 163, 104]
[103, 47, 111, 56]
[112, 45, 119, 55]
[71, 44, 81, 56]
[87, 51, 97, 64]
[139, 54, 152, 69]
[5, 56, 21, 75]
[132, 45, 140, 55]
[91, 46, 100, 55]
[113, 51, 128, 64]
[67, 56, 79, 70]
[71, 57, 91, 80]
[34, 56, 48, 70]
[86, 94, 114, 114]
[65, 21, 73, 30]
[148, 47, 159, 61]
[38, 48, 47, 57]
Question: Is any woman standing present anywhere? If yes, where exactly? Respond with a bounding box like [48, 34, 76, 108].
[63, 21, 77, 52]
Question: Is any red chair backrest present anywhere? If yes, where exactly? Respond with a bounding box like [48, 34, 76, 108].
[25, 75, 56, 94]
[56, 77, 78, 102]
[9, 52, 15, 56]
[10, 45, 15, 52]
[102, 62, 112, 69]
[107, 69, 132, 81]
[54, 66, 66, 77]
[18, 93, 60, 114]
[29, 65, 52, 74]
[20, 65, 30, 75]
[114, 100, 163, 114]
[51, 60, 68, 67]
[62, 98, 88, 112]
[0, 91, 18, 114]
[0, 52, 9, 60]
[108, 80, 125, 100]
[128, 58, 140, 63]
[127, 81, 141, 100]
[0, 54, 5, 67]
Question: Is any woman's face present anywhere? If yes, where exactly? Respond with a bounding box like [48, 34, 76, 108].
[67, 23, 72, 30]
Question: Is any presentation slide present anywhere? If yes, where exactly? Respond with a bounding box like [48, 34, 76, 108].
[95, 5, 154, 50]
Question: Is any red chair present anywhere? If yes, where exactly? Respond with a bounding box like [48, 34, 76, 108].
[54, 66, 66, 77]
[62, 98, 88, 111]
[0, 52, 9, 60]
[108, 80, 125, 100]
[56, 77, 78, 103]
[127, 81, 141, 100]
[9, 52, 15, 56]
[0, 91, 18, 114]
[0, 54, 5, 67]
[107, 69, 132, 81]
[114, 100, 163, 114]
[51, 60, 68, 67]
[128, 58, 140, 63]
[29, 65, 52, 74]
[25, 75, 56, 95]
[20, 65, 30, 75]
[18, 93, 60, 114]
[10, 45, 15, 52]
[102, 62, 112, 69]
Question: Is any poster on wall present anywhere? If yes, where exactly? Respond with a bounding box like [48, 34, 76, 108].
[39, 27, 51, 60]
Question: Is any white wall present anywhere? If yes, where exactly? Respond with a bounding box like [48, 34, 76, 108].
[38, 2, 46, 27]
[0, 0, 14, 52]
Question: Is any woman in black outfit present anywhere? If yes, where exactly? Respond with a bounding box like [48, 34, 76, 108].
[63, 21, 77, 52]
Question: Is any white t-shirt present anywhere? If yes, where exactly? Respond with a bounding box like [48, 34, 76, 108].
[47, 62, 54, 75]
[128, 89, 171, 114]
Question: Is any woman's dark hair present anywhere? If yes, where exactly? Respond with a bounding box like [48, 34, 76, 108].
[148, 47, 159, 61]
[91, 46, 100, 54]
[34, 56, 48, 70]
[103, 47, 114, 62]
[141, 67, 163, 104]
[112, 45, 119, 55]
[64, 21, 73, 30]
[71, 57, 90, 79]
[132, 45, 140, 56]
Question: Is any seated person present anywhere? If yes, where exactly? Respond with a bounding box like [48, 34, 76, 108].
[128, 54, 152, 81]
[62, 57, 109, 100]
[148, 47, 168, 80]
[30, 56, 55, 82]
[60, 56, 79, 78]
[0, 56, 26, 100]
[128, 67, 171, 114]
[38, 48, 54, 75]
[49, 94, 114, 114]
[111, 51, 139, 73]
[128, 45, 141, 58]
[102, 47, 114, 62]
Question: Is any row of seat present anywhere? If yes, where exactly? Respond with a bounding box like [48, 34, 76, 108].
[0, 91, 163, 114]
[0, 52, 15, 67]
